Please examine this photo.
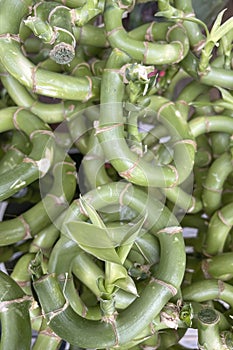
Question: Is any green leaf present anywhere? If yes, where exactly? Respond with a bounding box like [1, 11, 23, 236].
[114, 275, 138, 295]
[121, 216, 146, 245]
[135, 233, 160, 264]
[117, 243, 134, 264]
[210, 9, 226, 36]
[79, 196, 106, 229]
[77, 243, 122, 265]
[65, 221, 122, 264]
[66, 221, 114, 248]
[107, 216, 146, 246]
[106, 262, 138, 295]
[217, 87, 233, 104]
[209, 10, 233, 44]
[64, 214, 145, 264]
[180, 303, 193, 327]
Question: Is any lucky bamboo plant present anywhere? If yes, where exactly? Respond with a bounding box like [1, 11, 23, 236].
[0, 0, 233, 349]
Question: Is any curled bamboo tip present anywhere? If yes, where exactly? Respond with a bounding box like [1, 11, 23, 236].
[198, 308, 219, 325]
[50, 42, 75, 64]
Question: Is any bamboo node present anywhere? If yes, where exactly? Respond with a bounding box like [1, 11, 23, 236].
[0, 295, 33, 312]
[95, 122, 124, 135]
[167, 164, 179, 188]
[218, 210, 232, 227]
[31, 66, 39, 94]
[83, 75, 93, 102]
[145, 22, 155, 42]
[150, 278, 177, 296]
[119, 182, 132, 206]
[173, 139, 197, 151]
[143, 41, 149, 64]
[106, 26, 123, 38]
[157, 226, 182, 235]
[157, 101, 175, 121]
[119, 157, 140, 180]
[30, 129, 54, 140]
[13, 107, 26, 130]
[19, 215, 32, 240]
[47, 299, 70, 323]
[201, 259, 212, 279]
[101, 312, 119, 347]
[217, 280, 225, 297]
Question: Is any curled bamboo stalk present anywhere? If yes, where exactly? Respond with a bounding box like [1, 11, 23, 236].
[104, 0, 190, 64]
[0, 107, 55, 200]
[0, 153, 77, 246]
[32, 181, 186, 348]
[202, 152, 233, 216]
[0, 0, 100, 101]
[0, 270, 32, 350]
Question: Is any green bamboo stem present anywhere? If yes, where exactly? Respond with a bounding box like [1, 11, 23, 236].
[90, 58, 106, 76]
[193, 166, 208, 203]
[142, 124, 168, 149]
[63, 181, 182, 235]
[0, 130, 31, 175]
[197, 308, 223, 350]
[10, 252, 36, 295]
[32, 181, 185, 348]
[66, 104, 93, 154]
[49, 234, 143, 318]
[48, 234, 103, 298]
[56, 0, 86, 7]
[0, 65, 88, 122]
[164, 68, 190, 100]
[190, 95, 215, 118]
[26, 48, 51, 65]
[204, 202, 233, 256]
[177, 80, 209, 104]
[128, 21, 173, 42]
[71, 0, 105, 26]
[24, 2, 76, 64]
[0, 270, 32, 350]
[202, 252, 233, 281]
[124, 333, 159, 350]
[32, 324, 62, 350]
[0, 107, 55, 200]
[189, 115, 233, 138]
[210, 133, 231, 157]
[174, 0, 205, 50]
[36, 58, 63, 72]
[22, 36, 44, 54]
[181, 52, 233, 89]
[202, 152, 233, 216]
[133, 231, 160, 265]
[104, 0, 189, 64]
[29, 301, 43, 332]
[73, 24, 108, 48]
[0, 153, 76, 246]
[48, 234, 103, 320]
[0, 0, 32, 34]
[0, 0, 100, 101]
[29, 215, 64, 258]
[182, 279, 233, 309]
[163, 185, 203, 214]
[0, 39, 100, 101]
[158, 329, 187, 349]
[81, 129, 112, 191]
[98, 50, 196, 187]
[63, 48, 92, 78]
[194, 134, 212, 168]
